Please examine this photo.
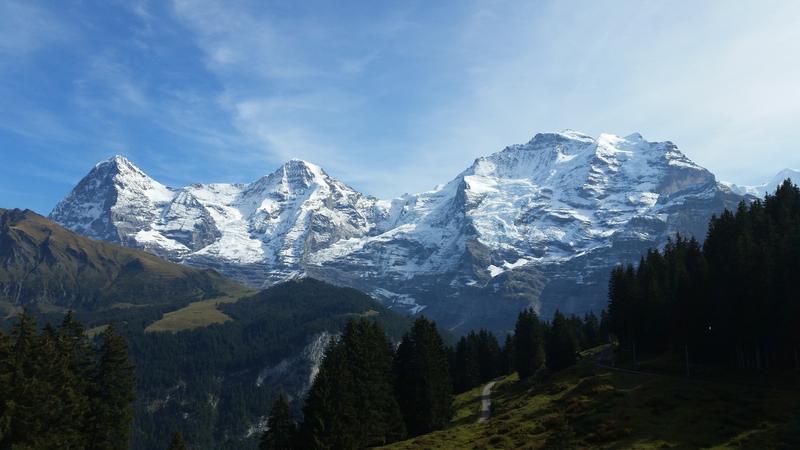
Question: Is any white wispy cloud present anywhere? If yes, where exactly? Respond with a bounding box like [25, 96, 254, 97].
[0, 1, 75, 57]
[6, 0, 799, 212]
[397, 0, 800, 188]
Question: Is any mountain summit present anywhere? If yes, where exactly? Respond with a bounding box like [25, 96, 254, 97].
[50, 132, 745, 332]
[50, 156, 387, 285]
[721, 168, 800, 197]
[50, 155, 173, 244]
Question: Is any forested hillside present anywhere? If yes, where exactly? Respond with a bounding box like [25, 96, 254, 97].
[608, 179, 800, 370]
[120, 279, 410, 450]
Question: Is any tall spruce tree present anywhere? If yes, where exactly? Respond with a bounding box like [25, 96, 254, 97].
[394, 317, 453, 436]
[501, 334, 514, 375]
[513, 309, 546, 378]
[0, 329, 10, 443]
[166, 432, 188, 450]
[546, 311, 578, 371]
[259, 393, 296, 450]
[582, 311, 600, 349]
[452, 334, 480, 393]
[87, 326, 136, 450]
[2, 311, 46, 448]
[476, 329, 502, 383]
[302, 319, 405, 448]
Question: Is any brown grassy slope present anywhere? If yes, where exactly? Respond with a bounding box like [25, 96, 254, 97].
[0, 208, 242, 311]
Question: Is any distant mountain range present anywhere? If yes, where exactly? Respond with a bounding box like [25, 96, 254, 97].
[720, 168, 800, 197]
[49, 131, 785, 332]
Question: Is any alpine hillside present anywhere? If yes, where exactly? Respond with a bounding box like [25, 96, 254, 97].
[50, 131, 749, 332]
[0, 208, 239, 313]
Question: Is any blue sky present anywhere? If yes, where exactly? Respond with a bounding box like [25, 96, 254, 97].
[2, 0, 799, 214]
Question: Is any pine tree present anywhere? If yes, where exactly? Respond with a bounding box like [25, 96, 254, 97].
[0, 329, 10, 443]
[546, 311, 578, 371]
[302, 319, 405, 448]
[394, 317, 453, 436]
[1, 311, 46, 448]
[452, 335, 480, 392]
[35, 323, 89, 449]
[501, 334, 514, 375]
[513, 309, 546, 379]
[259, 393, 296, 450]
[598, 310, 610, 345]
[167, 432, 188, 450]
[87, 326, 136, 450]
[476, 329, 501, 383]
[582, 312, 600, 349]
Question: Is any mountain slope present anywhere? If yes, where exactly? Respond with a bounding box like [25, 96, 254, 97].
[50, 131, 746, 332]
[0, 208, 240, 311]
[111, 278, 412, 450]
[383, 349, 800, 449]
[310, 131, 741, 331]
[51, 156, 388, 286]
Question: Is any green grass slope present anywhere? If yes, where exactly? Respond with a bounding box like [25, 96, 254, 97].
[0, 208, 242, 312]
[384, 347, 800, 449]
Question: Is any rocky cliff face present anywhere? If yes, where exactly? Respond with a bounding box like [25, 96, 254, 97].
[50, 131, 748, 332]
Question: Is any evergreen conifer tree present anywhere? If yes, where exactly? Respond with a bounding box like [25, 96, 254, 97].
[302, 319, 405, 448]
[166, 432, 188, 450]
[259, 393, 296, 450]
[0, 329, 10, 443]
[546, 311, 578, 371]
[87, 326, 136, 450]
[501, 334, 514, 375]
[476, 329, 501, 383]
[452, 334, 480, 392]
[513, 309, 546, 378]
[394, 317, 453, 436]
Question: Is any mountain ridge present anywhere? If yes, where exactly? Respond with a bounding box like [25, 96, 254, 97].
[720, 168, 800, 197]
[48, 131, 754, 332]
[0, 207, 240, 312]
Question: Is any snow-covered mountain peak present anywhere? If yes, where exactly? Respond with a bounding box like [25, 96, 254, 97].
[721, 168, 800, 197]
[426, 131, 718, 261]
[50, 155, 174, 243]
[553, 129, 595, 142]
[277, 158, 326, 180]
[772, 168, 800, 184]
[88, 154, 173, 199]
[245, 159, 331, 196]
[51, 131, 747, 331]
[466, 131, 698, 185]
[98, 154, 133, 169]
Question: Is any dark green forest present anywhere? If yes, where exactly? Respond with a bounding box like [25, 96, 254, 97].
[1, 279, 412, 450]
[0, 312, 135, 449]
[122, 279, 411, 449]
[608, 180, 800, 370]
